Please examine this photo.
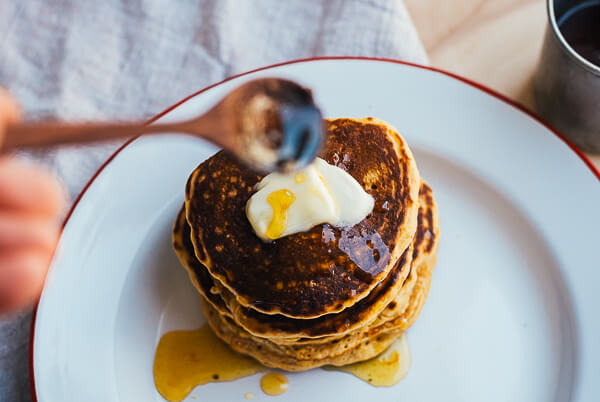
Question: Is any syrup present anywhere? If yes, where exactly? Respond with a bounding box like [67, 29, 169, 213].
[328, 335, 410, 387]
[260, 372, 290, 396]
[153, 325, 265, 401]
[266, 189, 295, 239]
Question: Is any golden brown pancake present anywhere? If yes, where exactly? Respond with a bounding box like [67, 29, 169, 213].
[172, 182, 439, 366]
[185, 118, 420, 318]
[172, 113, 440, 372]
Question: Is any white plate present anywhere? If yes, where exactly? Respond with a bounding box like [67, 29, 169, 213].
[32, 58, 600, 402]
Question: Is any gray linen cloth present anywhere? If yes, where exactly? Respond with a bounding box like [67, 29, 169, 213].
[0, 0, 427, 400]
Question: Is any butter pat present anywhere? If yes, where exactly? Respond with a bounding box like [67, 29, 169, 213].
[246, 158, 374, 241]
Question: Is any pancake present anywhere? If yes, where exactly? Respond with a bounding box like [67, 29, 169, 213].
[185, 117, 420, 318]
[174, 182, 436, 341]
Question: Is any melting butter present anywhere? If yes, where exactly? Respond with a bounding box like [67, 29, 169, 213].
[153, 325, 265, 401]
[246, 157, 374, 241]
[328, 335, 410, 387]
[260, 372, 289, 396]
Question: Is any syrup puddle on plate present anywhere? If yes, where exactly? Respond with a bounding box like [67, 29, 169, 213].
[153, 325, 265, 401]
[154, 325, 409, 400]
[326, 335, 410, 386]
[260, 372, 289, 396]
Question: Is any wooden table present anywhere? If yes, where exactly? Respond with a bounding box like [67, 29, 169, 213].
[405, 0, 600, 170]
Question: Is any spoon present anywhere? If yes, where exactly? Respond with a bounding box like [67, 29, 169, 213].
[3, 78, 325, 173]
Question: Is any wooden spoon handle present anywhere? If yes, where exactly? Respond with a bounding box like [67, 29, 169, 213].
[1, 121, 180, 151]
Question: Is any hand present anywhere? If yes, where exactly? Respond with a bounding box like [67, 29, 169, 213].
[0, 90, 66, 314]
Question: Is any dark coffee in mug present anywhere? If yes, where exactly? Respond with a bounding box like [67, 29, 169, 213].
[558, 1, 600, 67]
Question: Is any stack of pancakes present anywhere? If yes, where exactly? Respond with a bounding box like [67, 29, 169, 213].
[173, 118, 439, 371]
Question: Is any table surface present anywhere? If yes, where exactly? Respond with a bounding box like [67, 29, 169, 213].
[405, 0, 600, 170]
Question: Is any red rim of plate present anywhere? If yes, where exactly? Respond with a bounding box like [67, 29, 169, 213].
[28, 56, 600, 401]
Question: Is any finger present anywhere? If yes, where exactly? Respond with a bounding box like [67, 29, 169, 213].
[0, 248, 50, 313]
[0, 158, 67, 217]
[0, 89, 22, 144]
[0, 212, 60, 252]
[0, 89, 21, 125]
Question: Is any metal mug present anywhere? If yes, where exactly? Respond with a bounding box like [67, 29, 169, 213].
[533, 0, 600, 153]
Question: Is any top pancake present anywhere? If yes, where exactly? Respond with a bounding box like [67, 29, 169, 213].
[185, 117, 420, 318]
